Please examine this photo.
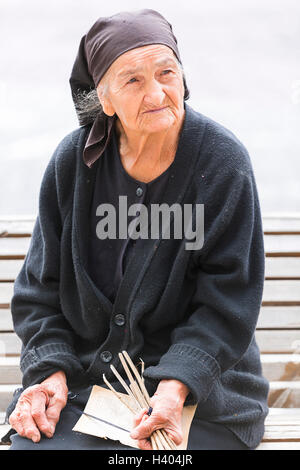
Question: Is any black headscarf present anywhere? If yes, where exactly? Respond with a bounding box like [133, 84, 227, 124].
[70, 9, 190, 168]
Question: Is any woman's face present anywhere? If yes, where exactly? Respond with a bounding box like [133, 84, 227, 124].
[97, 44, 185, 134]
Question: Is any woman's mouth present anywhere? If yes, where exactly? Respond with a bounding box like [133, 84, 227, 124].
[144, 106, 168, 113]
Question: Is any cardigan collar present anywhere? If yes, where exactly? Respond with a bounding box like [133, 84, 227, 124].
[72, 102, 207, 317]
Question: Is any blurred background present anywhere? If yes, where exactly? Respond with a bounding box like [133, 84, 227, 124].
[0, 0, 299, 216]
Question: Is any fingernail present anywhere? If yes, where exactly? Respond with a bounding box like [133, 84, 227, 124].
[32, 435, 39, 443]
[130, 431, 138, 439]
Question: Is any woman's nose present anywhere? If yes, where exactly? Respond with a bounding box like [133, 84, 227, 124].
[143, 79, 165, 106]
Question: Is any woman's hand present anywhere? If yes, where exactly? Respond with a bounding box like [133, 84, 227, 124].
[9, 370, 68, 443]
[130, 379, 190, 450]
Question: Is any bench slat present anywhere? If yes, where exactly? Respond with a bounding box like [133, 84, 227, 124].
[268, 382, 300, 407]
[1, 353, 300, 385]
[0, 217, 35, 237]
[256, 330, 300, 353]
[0, 354, 299, 384]
[0, 358, 21, 384]
[263, 427, 300, 441]
[7, 215, 300, 234]
[0, 333, 22, 356]
[261, 354, 300, 381]
[264, 235, 300, 255]
[1, 306, 300, 332]
[0, 260, 24, 281]
[0, 284, 14, 308]
[1, 377, 300, 410]
[1, 257, 299, 282]
[262, 280, 300, 303]
[4, 214, 299, 236]
[0, 235, 299, 259]
[265, 257, 300, 278]
[0, 309, 13, 331]
[257, 441, 300, 449]
[262, 214, 300, 233]
[1, 280, 300, 308]
[1, 329, 300, 357]
[257, 306, 300, 329]
[0, 238, 30, 259]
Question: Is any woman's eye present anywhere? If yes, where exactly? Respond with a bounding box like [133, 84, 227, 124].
[127, 77, 138, 84]
[126, 70, 172, 85]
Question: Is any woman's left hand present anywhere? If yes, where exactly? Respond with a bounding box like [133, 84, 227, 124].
[129, 379, 190, 450]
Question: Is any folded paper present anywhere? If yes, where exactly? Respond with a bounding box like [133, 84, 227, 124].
[73, 385, 197, 449]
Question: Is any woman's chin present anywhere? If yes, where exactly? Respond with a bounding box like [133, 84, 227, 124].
[141, 115, 175, 133]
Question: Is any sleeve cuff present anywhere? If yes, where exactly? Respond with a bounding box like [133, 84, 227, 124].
[20, 343, 86, 388]
[142, 343, 221, 406]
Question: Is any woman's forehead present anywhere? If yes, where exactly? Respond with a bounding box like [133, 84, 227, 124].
[110, 44, 177, 74]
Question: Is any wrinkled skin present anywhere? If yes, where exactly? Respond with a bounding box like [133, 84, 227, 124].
[9, 371, 189, 447]
[97, 44, 186, 183]
[9, 371, 68, 443]
[130, 379, 189, 450]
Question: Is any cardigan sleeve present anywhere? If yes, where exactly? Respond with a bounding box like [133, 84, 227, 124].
[143, 162, 265, 406]
[10, 146, 85, 389]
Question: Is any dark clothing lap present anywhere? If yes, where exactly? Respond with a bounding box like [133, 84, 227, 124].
[9, 386, 250, 451]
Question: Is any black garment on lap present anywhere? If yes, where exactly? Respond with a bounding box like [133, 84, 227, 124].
[9, 386, 251, 451]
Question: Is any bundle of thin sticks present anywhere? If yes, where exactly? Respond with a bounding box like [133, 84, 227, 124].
[103, 350, 177, 450]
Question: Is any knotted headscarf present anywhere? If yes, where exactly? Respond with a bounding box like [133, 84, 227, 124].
[70, 9, 190, 168]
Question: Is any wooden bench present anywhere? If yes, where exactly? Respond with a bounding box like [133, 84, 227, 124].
[1, 213, 300, 450]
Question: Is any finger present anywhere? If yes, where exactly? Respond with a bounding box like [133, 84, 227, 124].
[137, 438, 153, 451]
[130, 416, 161, 440]
[132, 408, 148, 427]
[31, 391, 53, 438]
[17, 401, 41, 443]
[45, 398, 64, 432]
[163, 428, 183, 446]
[131, 412, 150, 439]
[9, 410, 25, 437]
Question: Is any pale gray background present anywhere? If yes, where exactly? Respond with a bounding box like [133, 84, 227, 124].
[0, 0, 299, 216]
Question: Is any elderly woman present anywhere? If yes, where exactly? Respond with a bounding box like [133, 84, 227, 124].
[4, 9, 269, 450]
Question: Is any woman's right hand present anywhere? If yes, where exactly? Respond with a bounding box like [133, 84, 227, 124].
[9, 370, 68, 443]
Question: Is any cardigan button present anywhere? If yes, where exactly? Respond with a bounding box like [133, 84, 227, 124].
[100, 351, 112, 363]
[136, 187, 143, 197]
[114, 314, 125, 326]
